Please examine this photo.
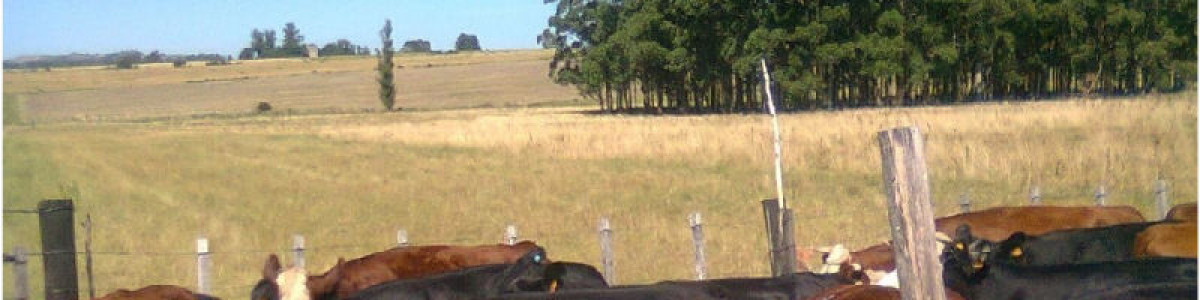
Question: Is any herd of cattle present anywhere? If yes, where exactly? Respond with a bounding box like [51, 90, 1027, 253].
[94, 203, 1197, 300]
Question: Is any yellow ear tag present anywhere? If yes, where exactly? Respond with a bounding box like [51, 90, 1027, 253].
[972, 260, 984, 270]
[1010, 247, 1023, 258]
[955, 242, 964, 250]
[548, 280, 559, 293]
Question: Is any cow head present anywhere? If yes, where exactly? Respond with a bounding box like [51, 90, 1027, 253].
[251, 254, 312, 300]
[495, 247, 553, 294]
[944, 225, 994, 278]
[815, 244, 851, 273]
[993, 232, 1031, 265]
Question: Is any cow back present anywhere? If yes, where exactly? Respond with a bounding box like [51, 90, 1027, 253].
[1134, 222, 1198, 258]
[935, 206, 1146, 241]
[95, 285, 216, 300]
[807, 285, 966, 300]
[1166, 203, 1197, 222]
[311, 241, 541, 299]
[991, 221, 1161, 265]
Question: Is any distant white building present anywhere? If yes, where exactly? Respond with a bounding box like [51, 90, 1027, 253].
[305, 44, 319, 58]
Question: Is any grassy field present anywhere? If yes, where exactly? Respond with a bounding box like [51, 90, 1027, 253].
[5, 50, 582, 123]
[3, 50, 1197, 299]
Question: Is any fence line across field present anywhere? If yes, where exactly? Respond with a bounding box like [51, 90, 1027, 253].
[2, 182, 1179, 298]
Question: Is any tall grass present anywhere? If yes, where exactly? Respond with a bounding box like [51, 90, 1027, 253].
[3, 93, 1194, 299]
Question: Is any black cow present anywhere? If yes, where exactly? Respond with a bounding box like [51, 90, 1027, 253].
[344, 247, 551, 300]
[989, 221, 1168, 265]
[943, 225, 1198, 300]
[530, 262, 609, 291]
[493, 270, 862, 300]
[491, 284, 721, 300]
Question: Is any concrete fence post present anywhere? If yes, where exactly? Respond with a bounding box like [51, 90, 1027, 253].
[196, 237, 210, 294]
[1155, 179, 1170, 220]
[505, 225, 518, 245]
[958, 192, 971, 213]
[1030, 186, 1041, 205]
[292, 234, 305, 268]
[7, 246, 30, 300]
[599, 218, 615, 285]
[689, 212, 707, 280]
[397, 229, 409, 247]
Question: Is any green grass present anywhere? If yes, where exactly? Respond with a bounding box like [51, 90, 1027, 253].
[4, 93, 24, 125]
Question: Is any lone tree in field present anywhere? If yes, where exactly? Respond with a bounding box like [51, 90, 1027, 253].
[455, 33, 481, 51]
[377, 19, 397, 111]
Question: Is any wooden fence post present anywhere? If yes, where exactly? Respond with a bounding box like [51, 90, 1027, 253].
[8, 246, 30, 300]
[761, 199, 782, 276]
[396, 229, 409, 247]
[1155, 179, 1170, 220]
[761, 199, 797, 276]
[292, 234, 305, 268]
[38, 199, 79, 300]
[83, 214, 95, 300]
[196, 237, 210, 295]
[1030, 186, 1041, 205]
[780, 208, 796, 274]
[958, 192, 971, 213]
[877, 127, 947, 300]
[505, 225, 518, 245]
[689, 212, 707, 280]
[1095, 184, 1107, 206]
[599, 218, 615, 285]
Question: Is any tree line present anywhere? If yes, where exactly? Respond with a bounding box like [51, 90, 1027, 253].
[240, 22, 373, 59]
[541, 0, 1197, 113]
[3, 51, 230, 70]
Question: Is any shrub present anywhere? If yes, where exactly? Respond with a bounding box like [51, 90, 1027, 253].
[256, 102, 272, 113]
[173, 59, 187, 68]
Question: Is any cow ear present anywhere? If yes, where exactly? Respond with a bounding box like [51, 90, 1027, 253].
[307, 258, 344, 298]
[263, 254, 282, 280]
[955, 224, 972, 240]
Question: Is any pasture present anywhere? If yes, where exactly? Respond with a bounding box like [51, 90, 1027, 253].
[3, 50, 1196, 299]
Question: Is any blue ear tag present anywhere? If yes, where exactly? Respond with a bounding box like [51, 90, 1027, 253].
[533, 253, 543, 263]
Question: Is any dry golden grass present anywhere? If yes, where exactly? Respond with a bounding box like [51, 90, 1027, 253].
[3, 49, 1195, 299]
[9, 50, 580, 122]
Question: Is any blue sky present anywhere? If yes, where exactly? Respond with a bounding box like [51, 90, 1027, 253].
[3, 0, 558, 59]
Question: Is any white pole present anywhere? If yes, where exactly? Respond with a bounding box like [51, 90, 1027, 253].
[761, 58, 787, 211]
[196, 237, 210, 294]
[505, 225, 518, 245]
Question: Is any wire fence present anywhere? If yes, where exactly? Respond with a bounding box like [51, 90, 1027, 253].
[1, 180, 1176, 299]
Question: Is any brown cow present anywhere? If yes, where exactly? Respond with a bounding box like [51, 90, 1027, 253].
[289, 240, 541, 299]
[1133, 222, 1197, 258]
[1165, 203, 1197, 222]
[94, 285, 218, 300]
[934, 205, 1145, 241]
[806, 285, 966, 300]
